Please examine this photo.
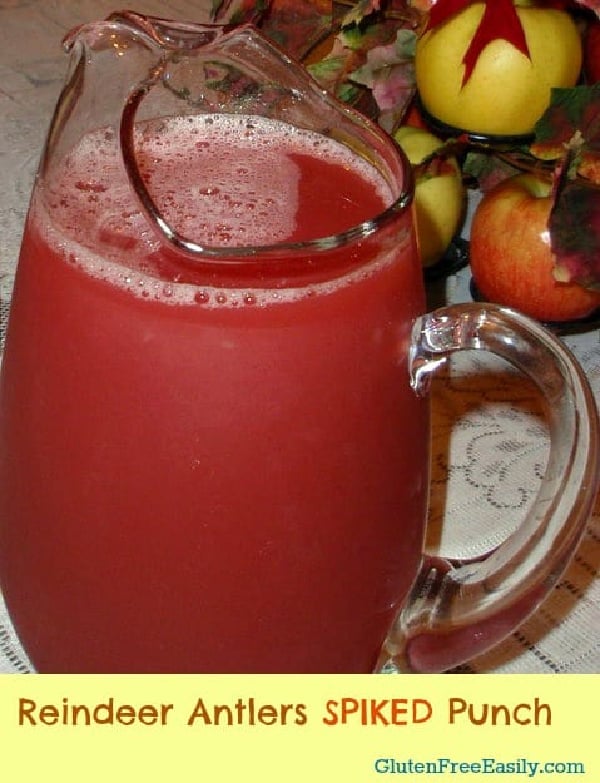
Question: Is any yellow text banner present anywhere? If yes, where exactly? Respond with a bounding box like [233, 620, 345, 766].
[0, 674, 596, 782]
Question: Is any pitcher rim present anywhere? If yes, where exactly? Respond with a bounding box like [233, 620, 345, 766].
[64, 12, 416, 262]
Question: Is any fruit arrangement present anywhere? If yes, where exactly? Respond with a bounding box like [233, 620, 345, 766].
[210, 0, 600, 323]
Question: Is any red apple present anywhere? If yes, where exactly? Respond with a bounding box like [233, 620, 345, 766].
[469, 173, 600, 323]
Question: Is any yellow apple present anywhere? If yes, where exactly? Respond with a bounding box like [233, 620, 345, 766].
[394, 126, 465, 267]
[415, 1, 582, 136]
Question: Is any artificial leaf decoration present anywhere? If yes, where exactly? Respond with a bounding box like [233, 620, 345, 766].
[550, 178, 600, 289]
[340, 0, 382, 26]
[349, 29, 417, 130]
[305, 5, 387, 106]
[532, 85, 600, 180]
[462, 150, 523, 192]
[573, 0, 600, 17]
[413, 140, 465, 183]
[261, 0, 333, 59]
[307, 1, 420, 125]
[210, 0, 272, 25]
[427, 0, 530, 87]
[528, 84, 600, 289]
[209, 0, 333, 59]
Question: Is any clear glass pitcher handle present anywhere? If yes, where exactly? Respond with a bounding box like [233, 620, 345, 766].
[377, 302, 600, 673]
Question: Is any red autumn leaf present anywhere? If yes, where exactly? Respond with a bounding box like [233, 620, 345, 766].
[340, 0, 383, 26]
[534, 85, 600, 142]
[211, 0, 272, 25]
[573, 0, 600, 16]
[349, 29, 416, 130]
[261, 0, 333, 59]
[428, 0, 530, 86]
[529, 84, 600, 288]
[550, 178, 600, 289]
[414, 143, 464, 182]
[532, 85, 600, 175]
[306, 1, 421, 124]
[211, 0, 332, 60]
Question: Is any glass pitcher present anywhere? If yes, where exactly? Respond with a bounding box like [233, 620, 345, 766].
[0, 11, 598, 673]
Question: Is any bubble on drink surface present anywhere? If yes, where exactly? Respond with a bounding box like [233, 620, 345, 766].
[40, 113, 401, 309]
[135, 114, 302, 248]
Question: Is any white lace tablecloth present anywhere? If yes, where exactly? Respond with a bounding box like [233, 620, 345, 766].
[1, 0, 599, 674]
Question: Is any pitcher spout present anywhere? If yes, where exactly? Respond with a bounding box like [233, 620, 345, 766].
[62, 10, 228, 55]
